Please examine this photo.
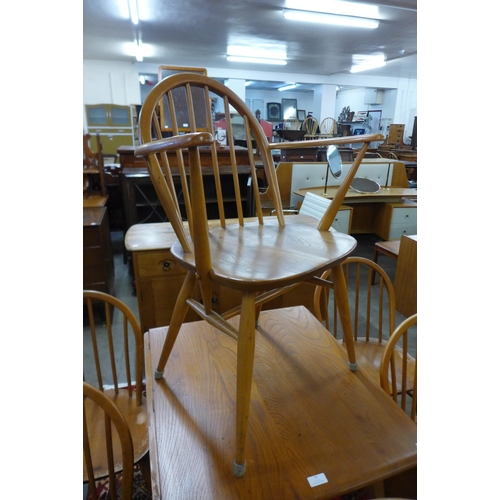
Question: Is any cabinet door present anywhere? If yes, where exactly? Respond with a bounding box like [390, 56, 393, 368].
[109, 105, 131, 126]
[87, 105, 109, 126]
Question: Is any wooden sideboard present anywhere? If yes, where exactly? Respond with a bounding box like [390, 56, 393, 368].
[117, 144, 251, 169]
[394, 234, 417, 317]
[125, 221, 320, 333]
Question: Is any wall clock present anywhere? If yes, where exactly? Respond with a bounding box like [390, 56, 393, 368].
[267, 102, 281, 121]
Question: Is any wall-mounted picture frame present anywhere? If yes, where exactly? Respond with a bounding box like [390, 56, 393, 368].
[157, 65, 208, 132]
[267, 102, 282, 121]
[297, 110, 306, 121]
[281, 98, 297, 120]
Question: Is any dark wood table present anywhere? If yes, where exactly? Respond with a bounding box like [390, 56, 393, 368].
[117, 144, 251, 168]
[145, 306, 417, 499]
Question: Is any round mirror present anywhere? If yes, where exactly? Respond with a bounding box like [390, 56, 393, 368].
[350, 177, 380, 193]
[326, 145, 342, 179]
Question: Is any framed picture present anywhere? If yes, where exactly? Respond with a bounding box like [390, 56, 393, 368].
[157, 65, 208, 132]
[281, 98, 297, 120]
[267, 102, 282, 121]
[297, 110, 306, 121]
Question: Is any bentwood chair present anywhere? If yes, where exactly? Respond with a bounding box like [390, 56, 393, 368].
[84, 382, 134, 500]
[301, 116, 319, 139]
[283, 115, 300, 130]
[313, 257, 416, 392]
[380, 313, 417, 422]
[317, 117, 337, 138]
[83, 291, 150, 488]
[134, 72, 384, 476]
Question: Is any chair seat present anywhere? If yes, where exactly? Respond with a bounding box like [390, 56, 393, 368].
[171, 215, 357, 292]
[83, 389, 149, 482]
[337, 338, 416, 394]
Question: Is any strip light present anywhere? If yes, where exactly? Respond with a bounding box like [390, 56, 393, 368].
[278, 84, 298, 91]
[282, 9, 379, 29]
[227, 55, 287, 65]
[135, 40, 143, 62]
[128, 0, 139, 24]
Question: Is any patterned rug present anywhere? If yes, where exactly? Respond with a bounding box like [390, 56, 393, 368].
[86, 464, 152, 500]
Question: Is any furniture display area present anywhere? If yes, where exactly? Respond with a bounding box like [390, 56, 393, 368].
[144, 306, 417, 499]
[85, 103, 135, 156]
[83, 207, 115, 296]
[134, 72, 384, 477]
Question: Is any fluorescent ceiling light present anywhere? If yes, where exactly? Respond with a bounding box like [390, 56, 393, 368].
[282, 9, 379, 29]
[135, 41, 143, 61]
[285, 0, 379, 18]
[350, 60, 386, 73]
[128, 0, 139, 24]
[227, 55, 287, 65]
[278, 84, 298, 91]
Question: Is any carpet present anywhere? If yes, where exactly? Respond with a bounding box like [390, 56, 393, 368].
[86, 464, 152, 500]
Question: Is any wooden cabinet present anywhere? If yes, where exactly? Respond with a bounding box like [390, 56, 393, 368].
[394, 234, 417, 317]
[280, 148, 319, 162]
[374, 200, 417, 241]
[86, 104, 135, 155]
[120, 167, 254, 251]
[126, 222, 318, 333]
[83, 207, 115, 295]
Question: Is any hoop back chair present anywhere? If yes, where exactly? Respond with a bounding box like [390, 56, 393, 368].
[318, 117, 337, 138]
[84, 382, 134, 500]
[301, 116, 319, 138]
[313, 257, 415, 392]
[83, 290, 149, 485]
[283, 115, 300, 130]
[135, 72, 384, 476]
[380, 313, 417, 422]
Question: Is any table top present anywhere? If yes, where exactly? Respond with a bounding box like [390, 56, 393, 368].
[294, 185, 417, 203]
[145, 306, 417, 499]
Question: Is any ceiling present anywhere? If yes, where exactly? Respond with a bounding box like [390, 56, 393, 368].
[83, 0, 417, 91]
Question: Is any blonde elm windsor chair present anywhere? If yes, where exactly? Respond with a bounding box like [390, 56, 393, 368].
[313, 256, 415, 393]
[380, 313, 417, 422]
[134, 72, 384, 476]
[84, 381, 134, 500]
[83, 290, 150, 488]
[301, 115, 319, 139]
[317, 117, 337, 138]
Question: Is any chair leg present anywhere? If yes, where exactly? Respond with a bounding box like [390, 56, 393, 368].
[331, 265, 357, 371]
[233, 292, 257, 477]
[155, 272, 197, 379]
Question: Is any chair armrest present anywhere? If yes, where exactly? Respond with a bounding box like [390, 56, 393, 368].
[267, 133, 384, 151]
[135, 132, 214, 157]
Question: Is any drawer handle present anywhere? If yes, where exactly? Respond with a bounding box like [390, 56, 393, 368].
[405, 214, 409, 218]
[162, 261, 171, 271]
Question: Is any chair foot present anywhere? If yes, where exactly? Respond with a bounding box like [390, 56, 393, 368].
[233, 460, 246, 477]
[348, 362, 358, 372]
[154, 369, 164, 379]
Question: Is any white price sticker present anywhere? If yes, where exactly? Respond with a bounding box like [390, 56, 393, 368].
[307, 472, 328, 487]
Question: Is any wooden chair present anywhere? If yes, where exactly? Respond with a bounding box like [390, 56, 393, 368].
[301, 116, 319, 139]
[317, 117, 337, 138]
[83, 133, 106, 198]
[84, 381, 134, 500]
[83, 290, 150, 488]
[283, 116, 300, 130]
[313, 256, 415, 391]
[134, 72, 384, 476]
[380, 313, 417, 422]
